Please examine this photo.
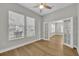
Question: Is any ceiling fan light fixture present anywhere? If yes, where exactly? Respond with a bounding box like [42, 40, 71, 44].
[39, 4, 44, 9]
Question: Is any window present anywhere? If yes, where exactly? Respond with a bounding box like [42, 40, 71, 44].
[9, 11, 24, 40]
[26, 16, 35, 37]
[51, 23, 55, 33]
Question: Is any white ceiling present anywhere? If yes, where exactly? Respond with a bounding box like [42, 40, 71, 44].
[19, 3, 72, 16]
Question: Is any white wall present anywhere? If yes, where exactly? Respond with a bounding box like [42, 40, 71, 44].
[43, 4, 77, 22]
[0, 3, 79, 54]
[43, 4, 78, 48]
[0, 3, 42, 52]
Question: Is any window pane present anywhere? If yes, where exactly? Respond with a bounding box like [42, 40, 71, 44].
[51, 24, 55, 33]
[26, 16, 35, 37]
[9, 11, 24, 40]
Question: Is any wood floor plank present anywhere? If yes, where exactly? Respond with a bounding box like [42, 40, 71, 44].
[0, 35, 78, 56]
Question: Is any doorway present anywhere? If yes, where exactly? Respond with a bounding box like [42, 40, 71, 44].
[43, 17, 73, 48]
[43, 20, 63, 39]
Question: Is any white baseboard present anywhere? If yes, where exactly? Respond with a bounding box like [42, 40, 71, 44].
[0, 39, 39, 53]
[64, 43, 73, 48]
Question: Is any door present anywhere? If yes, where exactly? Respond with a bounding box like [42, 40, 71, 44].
[64, 17, 73, 48]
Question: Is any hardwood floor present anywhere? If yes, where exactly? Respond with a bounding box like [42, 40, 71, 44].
[0, 35, 78, 56]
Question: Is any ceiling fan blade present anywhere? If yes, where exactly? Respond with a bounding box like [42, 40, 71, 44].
[44, 5, 52, 9]
[40, 3, 44, 5]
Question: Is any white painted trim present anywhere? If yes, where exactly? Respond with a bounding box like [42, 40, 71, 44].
[64, 43, 73, 48]
[0, 39, 39, 53]
[43, 22, 49, 40]
[77, 48, 79, 55]
[70, 17, 74, 47]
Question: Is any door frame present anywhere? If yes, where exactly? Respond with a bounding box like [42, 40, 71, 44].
[43, 22, 49, 40]
[63, 17, 73, 48]
[43, 20, 64, 40]
[43, 17, 73, 48]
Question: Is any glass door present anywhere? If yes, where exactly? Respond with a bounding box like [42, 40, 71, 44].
[64, 17, 73, 48]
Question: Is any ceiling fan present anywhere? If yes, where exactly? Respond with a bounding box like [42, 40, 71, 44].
[33, 3, 53, 13]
